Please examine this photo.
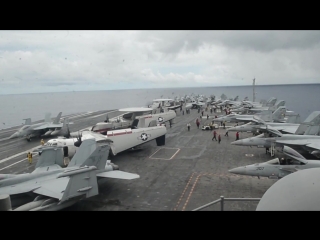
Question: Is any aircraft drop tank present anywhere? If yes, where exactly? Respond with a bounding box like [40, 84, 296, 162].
[44, 130, 53, 136]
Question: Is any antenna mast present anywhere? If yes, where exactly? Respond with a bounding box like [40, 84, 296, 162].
[253, 78, 256, 102]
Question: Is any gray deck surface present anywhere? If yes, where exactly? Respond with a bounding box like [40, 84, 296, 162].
[0, 107, 278, 211]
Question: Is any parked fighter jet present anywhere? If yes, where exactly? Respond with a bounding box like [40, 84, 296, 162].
[242, 97, 277, 109]
[256, 168, 320, 211]
[40, 119, 167, 160]
[231, 112, 320, 158]
[229, 146, 320, 179]
[9, 112, 70, 141]
[246, 100, 286, 113]
[213, 106, 287, 123]
[0, 139, 139, 211]
[191, 100, 206, 109]
[227, 112, 303, 134]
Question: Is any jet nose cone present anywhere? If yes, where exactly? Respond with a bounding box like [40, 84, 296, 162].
[229, 167, 246, 175]
[231, 140, 242, 145]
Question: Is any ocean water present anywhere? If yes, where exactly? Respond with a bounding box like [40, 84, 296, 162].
[0, 84, 319, 129]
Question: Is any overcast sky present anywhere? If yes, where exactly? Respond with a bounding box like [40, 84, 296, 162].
[0, 30, 320, 94]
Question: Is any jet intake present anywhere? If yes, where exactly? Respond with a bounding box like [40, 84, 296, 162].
[50, 129, 61, 136]
[44, 130, 53, 136]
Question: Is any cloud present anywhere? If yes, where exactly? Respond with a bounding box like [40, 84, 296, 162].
[0, 30, 319, 94]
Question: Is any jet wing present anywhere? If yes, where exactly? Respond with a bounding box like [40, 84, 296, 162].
[235, 117, 252, 122]
[252, 116, 265, 124]
[0, 183, 41, 195]
[259, 125, 297, 134]
[96, 170, 140, 180]
[276, 139, 320, 153]
[33, 177, 69, 199]
[0, 175, 67, 198]
[33, 123, 63, 130]
[277, 139, 313, 146]
[306, 142, 320, 151]
[280, 126, 298, 134]
[260, 125, 283, 136]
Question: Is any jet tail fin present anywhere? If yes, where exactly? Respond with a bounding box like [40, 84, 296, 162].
[272, 106, 286, 122]
[23, 118, 31, 125]
[295, 111, 320, 135]
[265, 97, 277, 107]
[257, 110, 273, 122]
[67, 139, 110, 170]
[33, 146, 64, 172]
[285, 114, 301, 124]
[269, 100, 285, 111]
[53, 112, 62, 124]
[303, 125, 320, 135]
[44, 113, 51, 123]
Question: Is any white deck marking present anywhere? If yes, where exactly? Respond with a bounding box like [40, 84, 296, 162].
[85, 110, 118, 120]
[0, 145, 42, 164]
[0, 153, 39, 171]
[149, 147, 181, 160]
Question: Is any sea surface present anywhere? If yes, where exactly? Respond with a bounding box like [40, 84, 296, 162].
[0, 84, 320, 129]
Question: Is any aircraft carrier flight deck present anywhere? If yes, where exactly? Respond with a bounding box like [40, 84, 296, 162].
[0, 108, 278, 211]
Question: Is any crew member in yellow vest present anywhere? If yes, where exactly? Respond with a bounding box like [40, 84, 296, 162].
[41, 139, 45, 145]
[27, 152, 32, 164]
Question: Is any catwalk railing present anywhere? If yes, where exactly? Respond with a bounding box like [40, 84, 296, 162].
[192, 196, 261, 211]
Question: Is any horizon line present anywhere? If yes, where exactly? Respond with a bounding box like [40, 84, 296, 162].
[1, 82, 319, 96]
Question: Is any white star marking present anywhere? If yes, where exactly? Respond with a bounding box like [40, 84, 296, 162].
[141, 133, 148, 141]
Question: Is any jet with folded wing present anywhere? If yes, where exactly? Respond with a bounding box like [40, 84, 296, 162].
[241, 97, 277, 109]
[246, 99, 285, 113]
[231, 112, 320, 158]
[0, 139, 139, 211]
[228, 146, 320, 179]
[213, 106, 287, 123]
[8, 112, 70, 141]
[227, 111, 304, 134]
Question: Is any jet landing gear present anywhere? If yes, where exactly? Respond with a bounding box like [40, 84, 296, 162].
[270, 143, 276, 157]
[26, 135, 31, 142]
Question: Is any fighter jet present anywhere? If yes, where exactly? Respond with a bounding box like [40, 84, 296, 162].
[39, 119, 167, 160]
[9, 112, 70, 141]
[231, 112, 320, 157]
[246, 99, 285, 113]
[227, 97, 272, 114]
[229, 146, 320, 179]
[0, 139, 140, 211]
[241, 97, 277, 109]
[227, 111, 304, 134]
[213, 106, 287, 123]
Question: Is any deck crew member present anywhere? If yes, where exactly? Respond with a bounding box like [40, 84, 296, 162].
[27, 152, 32, 164]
